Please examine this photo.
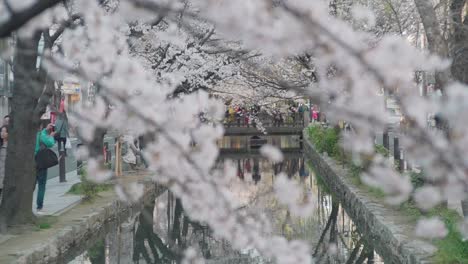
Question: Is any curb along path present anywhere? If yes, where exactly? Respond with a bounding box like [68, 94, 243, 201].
[303, 131, 436, 264]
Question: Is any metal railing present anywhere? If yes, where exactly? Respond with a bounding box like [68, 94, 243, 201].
[224, 112, 305, 128]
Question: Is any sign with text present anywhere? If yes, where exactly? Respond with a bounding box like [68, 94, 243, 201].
[62, 81, 81, 95]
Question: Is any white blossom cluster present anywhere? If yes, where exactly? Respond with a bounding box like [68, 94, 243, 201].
[260, 144, 284, 163]
[415, 217, 448, 239]
[274, 173, 316, 218]
[361, 156, 412, 205]
[6, 0, 468, 261]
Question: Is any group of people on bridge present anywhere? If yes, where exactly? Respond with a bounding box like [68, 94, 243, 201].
[225, 104, 261, 127]
[224, 102, 320, 128]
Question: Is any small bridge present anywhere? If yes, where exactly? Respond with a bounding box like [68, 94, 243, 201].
[219, 148, 303, 159]
[223, 113, 305, 136]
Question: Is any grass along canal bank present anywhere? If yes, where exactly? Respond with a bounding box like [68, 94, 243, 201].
[304, 125, 458, 263]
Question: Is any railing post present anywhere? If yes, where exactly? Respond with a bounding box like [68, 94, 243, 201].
[383, 128, 389, 150]
[393, 136, 399, 159]
[59, 149, 66, 182]
[76, 143, 83, 175]
[394, 136, 403, 172]
[401, 150, 406, 172]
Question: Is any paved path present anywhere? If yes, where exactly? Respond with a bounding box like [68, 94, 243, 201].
[32, 170, 82, 216]
[47, 138, 79, 180]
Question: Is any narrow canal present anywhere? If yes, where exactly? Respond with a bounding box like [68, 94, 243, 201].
[67, 135, 384, 264]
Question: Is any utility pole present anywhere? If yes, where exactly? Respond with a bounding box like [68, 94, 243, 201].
[59, 148, 66, 182]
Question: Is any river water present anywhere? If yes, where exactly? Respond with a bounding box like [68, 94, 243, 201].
[67, 136, 384, 264]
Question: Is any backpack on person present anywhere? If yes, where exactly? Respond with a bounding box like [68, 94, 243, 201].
[35, 137, 58, 170]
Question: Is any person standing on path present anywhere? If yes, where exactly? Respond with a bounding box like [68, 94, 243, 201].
[35, 123, 56, 213]
[122, 134, 139, 170]
[312, 109, 318, 123]
[0, 126, 8, 202]
[54, 111, 69, 155]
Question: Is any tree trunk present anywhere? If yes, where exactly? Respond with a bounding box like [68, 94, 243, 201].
[0, 34, 43, 231]
[414, 0, 451, 91]
[89, 127, 106, 160]
[449, 0, 468, 84]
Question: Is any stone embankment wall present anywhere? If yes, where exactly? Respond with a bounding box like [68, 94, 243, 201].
[15, 181, 165, 264]
[303, 131, 436, 264]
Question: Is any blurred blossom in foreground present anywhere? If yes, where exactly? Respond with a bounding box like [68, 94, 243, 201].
[415, 217, 448, 239]
[260, 144, 284, 163]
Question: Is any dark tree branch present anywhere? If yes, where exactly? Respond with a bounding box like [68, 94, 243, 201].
[151, 15, 165, 27]
[4, 0, 15, 15]
[199, 27, 215, 46]
[50, 14, 82, 43]
[0, 0, 63, 38]
[33, 30, 55, 120]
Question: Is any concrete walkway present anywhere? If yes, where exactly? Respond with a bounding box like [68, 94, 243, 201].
[32, 170, 82, 216]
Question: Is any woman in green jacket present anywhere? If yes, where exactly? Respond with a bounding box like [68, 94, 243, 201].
[35, 123, 56, 214]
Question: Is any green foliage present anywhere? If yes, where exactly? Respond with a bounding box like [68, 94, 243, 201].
[306, 162, 331, 194]
[398, 201, 422, 222]
[374, 144, 389, 157]
[409, 171, 425, 189]
[308, 125, 387, 200]
[67, 182, 83, 195]
[432, 209, 468, 263]
[88, 240, 106, 263]
[78, 166, 86, 176]
[38, 223, 51, 229]
[398, 202, 468, 263]
[307, 125, 340, 158]
[349, 163, 362, 179]
[68, 168, 112, 201]
[35, 216, 57, 230]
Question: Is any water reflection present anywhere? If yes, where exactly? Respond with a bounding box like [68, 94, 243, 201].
[223, 156, 384, 264]
[230, 157, 309, 183]
[218, 135, 301, 150]
[69, 137, 384, 263]
[69, 191, 257, 264]
[218, 135, 384, 264]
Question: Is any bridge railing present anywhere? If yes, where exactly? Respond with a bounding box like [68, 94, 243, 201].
[224, 112, 304, 128]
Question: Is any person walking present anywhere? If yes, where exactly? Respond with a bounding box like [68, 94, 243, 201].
[35, 123, 56, 214]
[54, 111, 69, 154]
[312, 109, 318, 123]
[122, 134, 139, 170]
[0, 126, 8, 201]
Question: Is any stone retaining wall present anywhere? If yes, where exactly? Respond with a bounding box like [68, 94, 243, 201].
[303, 131, 436, 264]
[15, 180, 165, 264]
